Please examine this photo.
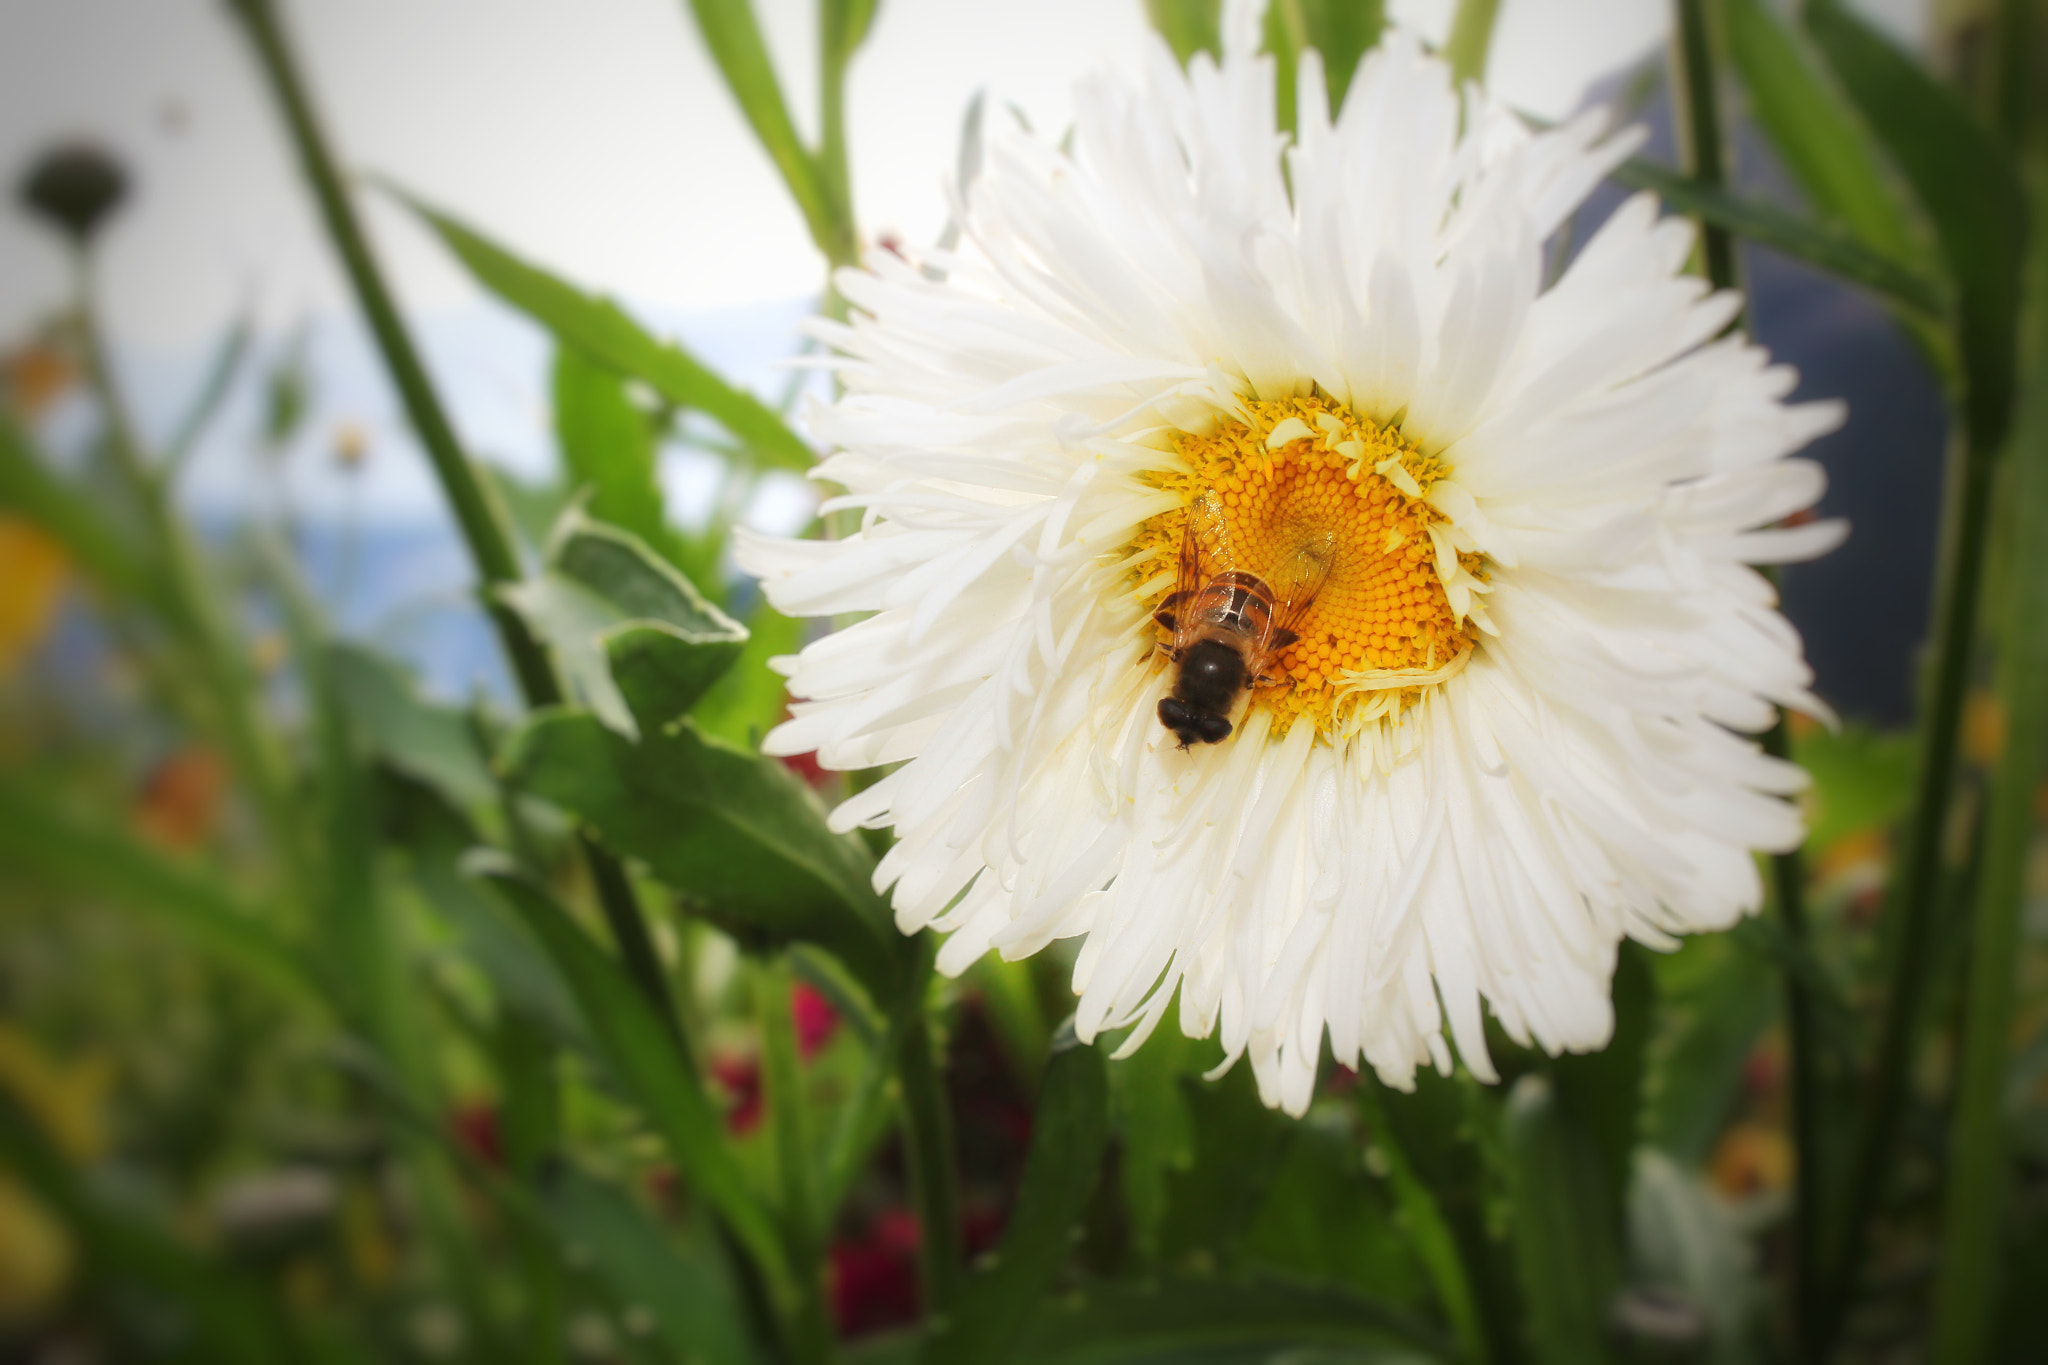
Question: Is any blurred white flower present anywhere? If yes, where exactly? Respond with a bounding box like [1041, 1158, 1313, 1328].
[739, 22, 1842, 1114]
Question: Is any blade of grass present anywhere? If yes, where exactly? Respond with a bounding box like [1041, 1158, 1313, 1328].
[0, 413, 156, 604]
[222, 0, 683, 1049]
[1356, 1081, 1485, 1363]
[476, 862, 799, 1307]
[818, 0, 878, 266]
[895, 942, 963, 1318]
[921, 1027, 1109, 1365]
[0, 778, 319, 1006]
[1928, 135, 2048, 1365]
[1667, 8, 1828, 1349]
[1797, 4, 2027, 1345]
[756, 952, 833, 1365]
[1605, 158, 1944, 316]
[682, 0, 854, 267]
[388, 192, 813, 472]
[163, 311, 254, 475]
[1721, 0, 1921, 266]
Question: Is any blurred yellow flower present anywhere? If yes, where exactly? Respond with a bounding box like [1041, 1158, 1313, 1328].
[1964, 688, 2006, 767]
[0, 1175, 73, 1329]
[0, 1024, 112, 1164]
[1710, 1121, 1793, 1198]
[0, 517, 68, 677]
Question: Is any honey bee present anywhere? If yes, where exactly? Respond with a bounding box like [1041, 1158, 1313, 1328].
[1154, 492, 1336, 748]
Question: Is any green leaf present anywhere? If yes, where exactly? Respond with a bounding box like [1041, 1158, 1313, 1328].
[682, 0, 847, 261]
[1606, 158, 1944, 315]
[1145, 0, 1222, 68]
[0, 777, 319, 1006]
[1804, 0, 2025, 448]
[1502, 1074, 1622, 1365]
[474, 862, 796, 1297]
[392, 189, 814, 469]
[971, 953, 1050, 1091]
[1153, 1056, 1296, 1267]
[504, 711, 901, 998]
[499, 509, 747, 739]
[1239, 1111, 1428, 1307]
[1721, 0, 1920, 267]
[693, 593, 804, 748]
[1109, 1019, 1204, 1264]
[386, 777, 588, 1052]
[329, 643, 497, 810]
[546, 1164, 760, 1365]
[1793, 721, 1915, 854]
[1355, 1082, 1485, 1363]
[1009, 1274, 1453, 1363]
[927, 1028, 1111, 1365]
[552, 343, 682, 563]
[1371, 1073, 1523, 1363]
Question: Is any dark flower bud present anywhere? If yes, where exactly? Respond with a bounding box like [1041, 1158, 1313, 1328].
[19, 142, 128, 242]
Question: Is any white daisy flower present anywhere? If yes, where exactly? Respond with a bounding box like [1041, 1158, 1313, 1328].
[737, 21, 1844, 1115]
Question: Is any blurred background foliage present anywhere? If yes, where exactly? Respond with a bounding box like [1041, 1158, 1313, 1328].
[3, 1, 2047, 1363]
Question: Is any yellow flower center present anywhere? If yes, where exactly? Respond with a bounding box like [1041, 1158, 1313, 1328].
[1128, 395, 1486, 741]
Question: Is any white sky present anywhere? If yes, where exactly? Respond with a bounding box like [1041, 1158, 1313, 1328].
[0, 0, 1708, 350]
[0, 0, 1927, 528]
[0, 0, 1935, 348]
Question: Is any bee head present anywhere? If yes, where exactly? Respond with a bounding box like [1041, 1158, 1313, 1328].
[1157, 696, 1233, 748]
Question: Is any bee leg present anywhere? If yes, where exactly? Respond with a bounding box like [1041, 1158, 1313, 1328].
[1154, 610, 1177, 632]
[1271, 627, 1299, 648]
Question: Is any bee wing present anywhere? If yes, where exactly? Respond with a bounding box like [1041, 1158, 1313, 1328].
[1246, 530, 1337, 677]
[1160, 493, 1236, 655]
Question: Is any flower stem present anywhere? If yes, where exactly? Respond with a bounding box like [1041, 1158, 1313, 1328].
[1927, 139, 2048, 1364]
[756, 953, 835, 1364]
[1669, 5, 1828, 1348]
[893, 943, 963, 1317]
[222, 0, 684, 1034]
[70, 247, 300, 876]
[1669, 0, 1741, 292]
[1820, 428, 2001, 1351]
[1443, 0, 1502, 87]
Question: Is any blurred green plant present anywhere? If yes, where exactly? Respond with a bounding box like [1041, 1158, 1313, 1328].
[1, 1, 2044, 1363]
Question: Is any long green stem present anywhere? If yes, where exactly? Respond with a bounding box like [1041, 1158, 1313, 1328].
[1821, 397, 2003, 1354]
[894, 959, 963, 1317]
[223, 0, 682, 1035]
[1927, 128, 2046, 1365]
[1669, 0, 1741, 292]
[757, 954, 833, 1364]
[72, 247, 300, 875]
[816, 2, 863, 273]
[1443, 0, 1502, 87]
[1668, 4, 1827, 1350]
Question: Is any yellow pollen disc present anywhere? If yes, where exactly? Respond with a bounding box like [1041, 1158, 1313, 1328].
[1127, 395, 1484, 741]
